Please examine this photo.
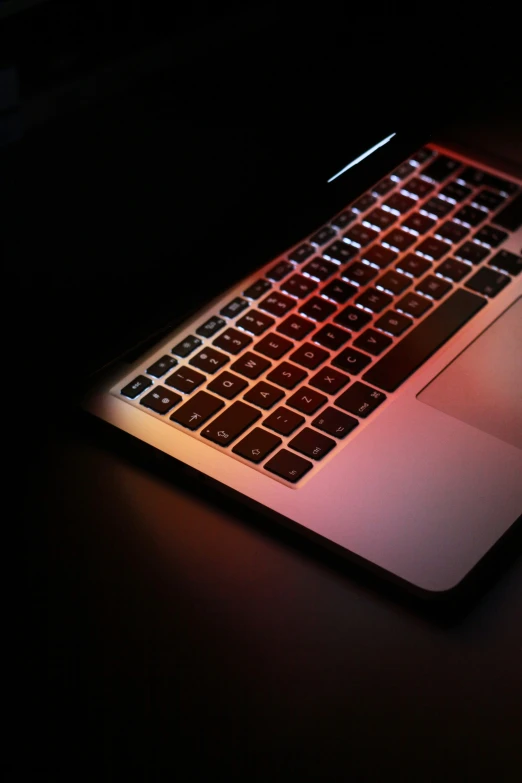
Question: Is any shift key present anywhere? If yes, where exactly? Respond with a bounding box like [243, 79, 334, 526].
[201, 401, 261, 446]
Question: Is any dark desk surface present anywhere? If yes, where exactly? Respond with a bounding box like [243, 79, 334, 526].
[8, 10, 521, 780]
[41, 417, 521, 782]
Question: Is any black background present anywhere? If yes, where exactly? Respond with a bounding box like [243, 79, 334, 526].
[5, 4, 521, 781]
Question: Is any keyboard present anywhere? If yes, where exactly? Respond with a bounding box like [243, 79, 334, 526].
[116, 146, 522, 485]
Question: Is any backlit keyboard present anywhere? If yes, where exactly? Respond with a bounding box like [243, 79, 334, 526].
[116, 146, 522, 485]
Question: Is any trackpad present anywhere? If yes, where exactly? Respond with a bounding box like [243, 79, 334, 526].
[418, 297, 522, 450]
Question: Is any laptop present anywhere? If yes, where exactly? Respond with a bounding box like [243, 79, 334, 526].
[5, 4, 521, 598]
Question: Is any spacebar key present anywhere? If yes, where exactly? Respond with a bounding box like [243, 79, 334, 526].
[362, 289, 486, 392]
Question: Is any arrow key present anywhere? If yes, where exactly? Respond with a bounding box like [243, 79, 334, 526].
[232, 427, 282, 463]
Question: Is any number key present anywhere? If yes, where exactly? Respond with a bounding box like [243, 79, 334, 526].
[259, 291, 296, 316]
[236, 309, 275, 335]
[213, 327, 253, 354]
[189, 347, 229, 374]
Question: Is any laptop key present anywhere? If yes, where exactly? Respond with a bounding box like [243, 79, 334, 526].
[382, 228, 416, 251]
[243, 381, 285, 410]
[172, 335, 202, 358]
[372, 177, 395, 196]
[263, 407, 305, 436]
[365, 207, 397, 230]
[267, 260, 294, 281]
[264, 449, 313, 483]
[259, 291, 295, 316]
[454, 205, 485, 227]
[276, 314, 315, 340]
[121, 375, 152, 399]
[166, 366, 206, 393]
[362, 245, 397, 269]
[335, 382, 386, 418]
[220, 297, 248, 318]
[231, 351, 271, 379]
[415, 237, 450, 260]
[299, 296, 337, 322]
[401, 212, 436, 235]
[353, 329, 393, 356]
[266, 362, 308, 389]
[255, 333, 294, 360]
[383, 192, 416, 215]
[213, 327, 252, 355]
[440, 181, 472, 203]
[457, 167, 518, 194]
[352, 193, 377, 213]
[281, 273, 318, 298]
[312, 325, 351, 351]
[189, 347, 229, 374]
[472, 189, 506, 211]
[207, 371, 248, 400]
[455, 241, 489, 264]
[396, 292, 432, 317]
[288, 428, 336, 460]
[436, 257, 472, 282]
[474, 225, 508, 248]
[376, 270, 410, 295]
[243, 279, 272, 299]
[201, 401, 261, 446]
[310, 226, 337, 246]
[302, 257, 338, 281]
[396, 253, 432, 277]
[342, 261, 378, 286]
[362, 289, 486, 392]
[232, 428, 282, 463]
[140, 386, 182, 415]
[287, 386, 328, 415]
[310, 366, 350, 395]
[324, 239, 358, 263]
[416, 275, 452, 300]
[334, 305, 372, 331]
[236, 309, 275, 335]
[488, 250, 521, 276]
[290, 343, 330, 370]
[374, 310, 413, 336]
[492, 193, 522, 231]
[196, 316, 226, 338]
[465, 268, 510, 297]
[170, 390, 224, 430]
[436, 221, 469, 243]
[355, 287, 393, 313]
[344, 223, 379, 248]
[402, 177, 434, 199]
[421, 197, 453, 219]
[411, 147, 434, 164]
[332, 347, 372, 375]
[330, 210, 356, 229]
[312, 407, 359, 439]
[423, 154, 460, 182]
[321, 279, 358, 304]
[289, 243, 315, 263]
[147, 355, 178, 378]
[393, 162, 416, 180]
